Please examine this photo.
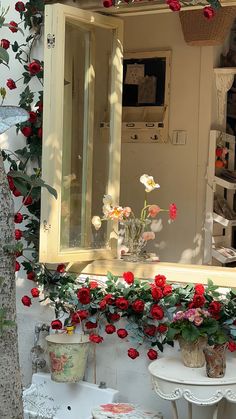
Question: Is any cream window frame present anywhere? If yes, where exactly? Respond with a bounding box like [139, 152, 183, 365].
[40, 3, 123, 263]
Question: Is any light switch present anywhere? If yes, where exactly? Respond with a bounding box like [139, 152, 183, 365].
[172, 130, 187, 145]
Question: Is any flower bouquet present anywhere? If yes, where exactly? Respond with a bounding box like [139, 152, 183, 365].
[92, 174, 177, 261]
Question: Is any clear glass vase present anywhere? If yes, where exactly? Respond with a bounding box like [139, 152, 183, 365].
[178, 337, 207, 368]
[122, 218, 146, 262]
[204, 343, 227, 378]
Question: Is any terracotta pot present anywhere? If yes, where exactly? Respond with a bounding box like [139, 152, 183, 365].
[46, 333, 90, 383]
[204, 343, 227, 378]
[178, 337, 207, 368]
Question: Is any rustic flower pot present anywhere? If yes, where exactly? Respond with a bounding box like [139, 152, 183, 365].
[46, 333, 90, 383]
[178, 337, 207, 368]
[204, 343, 227, 378]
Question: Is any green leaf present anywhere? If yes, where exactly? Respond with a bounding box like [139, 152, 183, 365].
[12, 177, 29, 196]
[12, 41, 19, 52]
[0, 46, 9, 64]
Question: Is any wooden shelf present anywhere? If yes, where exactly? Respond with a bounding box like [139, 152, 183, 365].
[212, 247, 236, 264]
[213, 212, 236, 227]
[214, 176, 236, 190]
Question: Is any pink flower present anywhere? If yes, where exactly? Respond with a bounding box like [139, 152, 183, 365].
[169, 203, 177, 221]
[173, 311, 185, 321]
[194, 316, 203, 326]
[123, 207, 132, 217]
[142, 231, 155, 241]
[148, 205, 161, 218]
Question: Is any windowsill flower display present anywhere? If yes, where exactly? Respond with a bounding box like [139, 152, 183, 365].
[92, 174, 177, 261]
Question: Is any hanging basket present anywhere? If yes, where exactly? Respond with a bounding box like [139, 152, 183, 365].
[179, 7, 236, 46]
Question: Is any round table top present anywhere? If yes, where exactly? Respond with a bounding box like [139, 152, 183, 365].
[148, 355, 236, 386]
[91, 403, 162, 419]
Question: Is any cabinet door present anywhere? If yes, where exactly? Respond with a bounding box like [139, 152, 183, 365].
[40, 4, 123, 263]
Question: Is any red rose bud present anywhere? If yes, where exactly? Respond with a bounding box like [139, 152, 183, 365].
[228, 341, 236, 352]
[37, 127, 42, 138]
[56, 264, 66, 273]
[103, 0, 113, 7]
[154, 274, 166, 288]
[85, 321, 97, 329]
[13, 188, 22, 197]
[9, 21, 18, 33]
[28, 61, 41, 75]
[89, 281, 98, 289]
[15, 1, 26, 12]
[21, 126, 32, 137]
[51, 319, 63, 330]
[109, 313, 120, 322]
[31, 288, 40, 298]
[6, 79, 16, 90]
[147, 349, 158, 360]
[105, 324, 116, 334]
[216, 147, 223, 157]
[15, 250, 22, 258]
[167, 0, 181, 11]
[77, 287, 91, 305]
[117, 328, 128, 339]
[27, 271, 36, 281]
[127, 348, 139, 359]
[21, 295, 31, 307]
[1, 39, 10, 49]
[203, 6, 215, 20]
[194, 283, 205, 295]
[7, 176, 15, 191]
[71, 310, 89, 323]
[157, 324, 168, 334]
[169, 203, 177, 220]
[151, 285, 163, 300]
[89, 333, 103, 344]
[132, 299, 145, 313]
[14, 212, 23, 223]
[115, 297, 129, 310]
[99, 299, 107, 310]
[150, 304, 164, 320]
[162, 284, 172, 296]
[28, 111, 37, 123]
[15, 229, 22, 241]
[123, 271, 134, 285]
[22, 196, 33, 206]
[15, 261, 20, 272]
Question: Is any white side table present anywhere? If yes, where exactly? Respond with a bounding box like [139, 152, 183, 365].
[148, 355, 236, 419]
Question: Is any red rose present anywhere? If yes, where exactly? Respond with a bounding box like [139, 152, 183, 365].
[15, 1, 25, 12]
[31, 288, 39, 298]
[154, 275, 166, 288]
[77, 287, 91, 304]
[157, 324, 168, 334]
[85, 321, 97, 329]
[163, 285, 172, 296]
[151, 285, 163, 300]
[147, 349, 158, 360]
[117, 328, 128, 339]
[21, 295, 31, 307]
[13, 188, 21, 197]
[89, 333, 103, 344]
[38, 127, 42, 138]
[123, 271, 134, 285]
[127, 348, 139, 359]
[28, 61, 41, 75]
[15, 250, 22, 258]
[168, 1, 181, 12]
[192, 294, 205, 308]
[132, 299, 145, 313]
[56, 264, 65, 273]
[1, 39, 10, 49]
[109, 313, 120, 322]
[22, 196, 33, 206]
[194, 284, 205, 295]
[15, 261, 20, 272]
[15, 229, 22, 241]
[105, 324, 116, 334]
[150, 304, 164, 320]
[103, 0, 113, 7]
[115, 297, 129, 310]
[89, 281, 98, 289]
[203, 6, 215, 20]
[99, 299, 107, 310]
[228, 341, 236, 352]
[9, 21, 18, 33]
[14, 213, 23, 224]
[169, 203, 177, 220]
[216, 147, 223, 158]
[29, 111, 37, 123]
[7, 176, 15, 191]
[72, 310, 88, 323]
[144, 325, 156, 337]
[27, 271, 36, 281]
[6, 79, 16, 90]
[208, 301, 221, 319]
[51, 319, 62, 330]
[21, 126, 32, 137]
[104, 293, 114, 304]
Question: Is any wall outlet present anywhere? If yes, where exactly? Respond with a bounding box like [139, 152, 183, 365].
[172, 130, 187, 145]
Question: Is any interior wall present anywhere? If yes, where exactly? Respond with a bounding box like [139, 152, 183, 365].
[120, 12, 224, 265]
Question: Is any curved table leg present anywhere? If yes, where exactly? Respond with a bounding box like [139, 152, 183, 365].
[171, 401, 178, 419]
[188, 402, 192, 419]
[212, 403, 219, 419]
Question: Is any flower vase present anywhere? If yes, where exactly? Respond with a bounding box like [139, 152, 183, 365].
[178, 337, 207, 368]
[122, 218, 146, 262]
[203, 344, 227, 378]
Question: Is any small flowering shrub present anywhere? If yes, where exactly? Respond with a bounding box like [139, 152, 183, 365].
[21, 266, 236, 359]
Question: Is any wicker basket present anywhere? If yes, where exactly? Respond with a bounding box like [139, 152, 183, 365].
[179, 7, 236, 46]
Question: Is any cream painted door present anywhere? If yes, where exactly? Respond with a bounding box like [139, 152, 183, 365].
[40, 3, 123, 263]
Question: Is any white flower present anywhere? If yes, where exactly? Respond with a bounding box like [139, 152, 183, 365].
[103, 194, 113, 205]
[103, 204, 112, 217]
[140, 174, 160, 192]
[91, 216, 102, 230]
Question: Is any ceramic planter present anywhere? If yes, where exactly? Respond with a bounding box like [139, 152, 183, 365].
[178, 337, 207, 368]
[204, 343, 228, 378]
[46, 333, 90, 383]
